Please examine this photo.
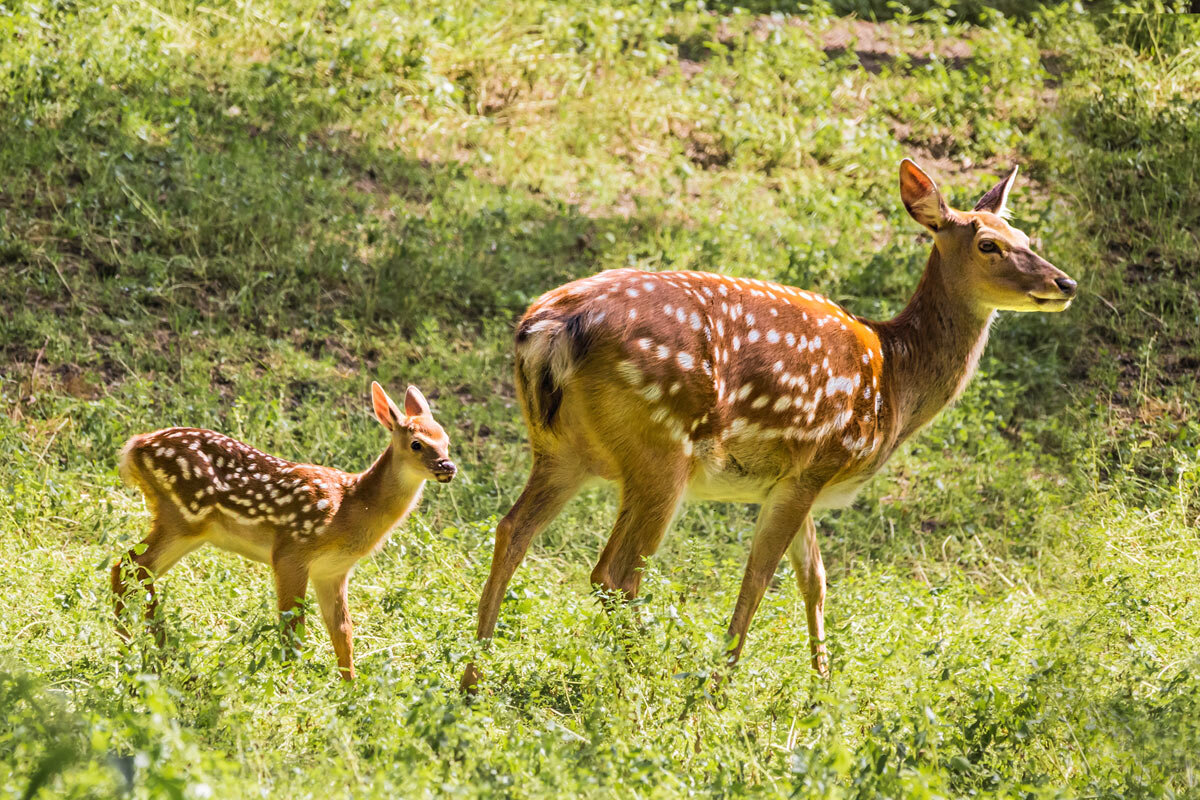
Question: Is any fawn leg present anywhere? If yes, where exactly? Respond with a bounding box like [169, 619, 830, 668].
[315, 573, 354, 681]
[786, 515, 829, 676]
[111, 519, 201, 641]
[272, 553, 310, 657]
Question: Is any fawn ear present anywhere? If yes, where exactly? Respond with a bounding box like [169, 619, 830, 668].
[371, 381, 403, 431]
[404, 385, 431, 418]
[899, 158, 952, 233]
[974, 165, 1018, 216]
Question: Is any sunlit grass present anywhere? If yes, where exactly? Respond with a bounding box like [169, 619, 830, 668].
[1, 2, 1198, 797]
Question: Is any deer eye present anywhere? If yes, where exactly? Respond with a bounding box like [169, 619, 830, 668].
[979, 240, 999, 254]
[410, 440, 423, 452]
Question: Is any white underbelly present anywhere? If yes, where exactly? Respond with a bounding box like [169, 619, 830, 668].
[686, 462, 775, 504]
[206, 514, 275, 563]
[812, 476, 871, 510]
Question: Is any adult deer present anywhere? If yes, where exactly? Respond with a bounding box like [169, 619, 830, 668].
[113, 381, 456, 680]
[461, 160, 1075, 690]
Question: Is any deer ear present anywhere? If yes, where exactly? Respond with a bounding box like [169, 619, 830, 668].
[974, 165, 1018, 216]
[899, 158, 952, 232]
[371, 381, 402, 431]
[404, 385, 431, 418]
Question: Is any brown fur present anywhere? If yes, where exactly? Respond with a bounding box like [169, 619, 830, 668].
[462, 160, 1075, 691]
[112, 382, 455, 680]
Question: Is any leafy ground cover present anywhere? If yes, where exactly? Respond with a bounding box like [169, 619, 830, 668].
[1, 2, 1198, 797]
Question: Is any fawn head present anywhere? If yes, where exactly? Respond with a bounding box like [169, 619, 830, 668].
[371, 381, 456, 483]
[899, 159, 1076, 314]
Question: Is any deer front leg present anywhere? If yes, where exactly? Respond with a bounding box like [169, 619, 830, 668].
[725, 480, 816, 667]
[786, 515, 828, 676]
[272, 553, 310, 659]
[315, 573, 354, 680]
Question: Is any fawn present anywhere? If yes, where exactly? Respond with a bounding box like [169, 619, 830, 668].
[462, 160, 1076, 689]
[113, 381, 456, 680]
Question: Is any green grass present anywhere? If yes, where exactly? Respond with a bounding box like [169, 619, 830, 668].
[1, 2, 1198, 797]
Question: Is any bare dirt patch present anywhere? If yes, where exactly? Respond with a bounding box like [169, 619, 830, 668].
[817, 19, 974, 74]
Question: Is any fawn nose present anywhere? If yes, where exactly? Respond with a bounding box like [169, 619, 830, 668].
[1054, 277, 1077, 297]
[433, 459, 456, 483]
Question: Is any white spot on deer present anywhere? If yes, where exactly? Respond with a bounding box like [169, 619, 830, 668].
[664, 303, 674, 316]
[716, 319, 725, 336]
[626, 288, 640, 298]
[834, 410, 853, 429]
[751, 395, 770, 409]
[668, 381, 682, 395]
[637, 338, 651, 351]
[616, 360, 643, 387]
[642, 281, 655, 292]
[316, 498, 330, 511]
[773, 360, 784, 373]
[176, 457, 191, 480]
[676, 352, 695, 370]
[628, 308, 638, 320]
[675, 307, 687, 324]
[766, 330, 779, 344]
[745, 313, 756, 326]
[735, 383, 753, 402]
[773, 396, 792, 413]
[641, 384, 663, 403]
[747, 329, 760, 343]
[655, 344, 671, 360]
[718, 284, 729, 296]
[826, 375, 856, 396]
[732, 336, 741, 352]
[785, 332, 795, 346]
[689, 312, 702, 331]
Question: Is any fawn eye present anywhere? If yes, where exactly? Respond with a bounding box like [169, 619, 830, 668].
[979, 240, 999, 254]
[410, 441, 423, 452]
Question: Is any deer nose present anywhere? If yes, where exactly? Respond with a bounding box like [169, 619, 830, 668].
[433, 459, 457, 482]
[1054, 277, 1077, 297]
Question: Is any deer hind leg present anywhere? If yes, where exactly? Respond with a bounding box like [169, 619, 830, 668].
[786, 515, 828, 676]
[725, 480, 816, 667]
[111, 512, 204, 641]
[315, 573, 353, 681]
[591, 459, 688, 600]
[461, 454, 586, 691]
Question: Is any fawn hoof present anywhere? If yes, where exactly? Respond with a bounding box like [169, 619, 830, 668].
[460, 662, 482, 695]
[811, 645, 830, 678]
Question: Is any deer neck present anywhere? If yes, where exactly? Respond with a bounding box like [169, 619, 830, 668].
[876, 246, 995, 442]
[342, 446, 425, 538]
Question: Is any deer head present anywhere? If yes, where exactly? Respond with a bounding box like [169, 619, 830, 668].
[899, 159, 1076, 314]
[372, 382, 456, 483]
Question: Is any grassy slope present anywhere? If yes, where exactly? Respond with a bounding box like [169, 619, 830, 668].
[1, 2, 1198, 797]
